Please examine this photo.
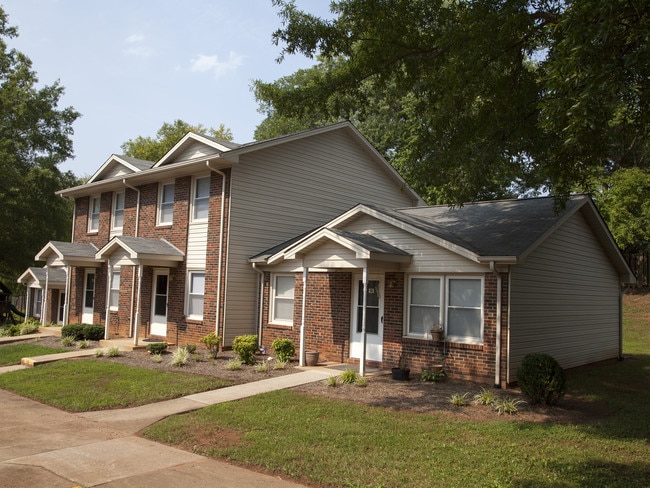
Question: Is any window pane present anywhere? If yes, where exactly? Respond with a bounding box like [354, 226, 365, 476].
[160, 204, 173, 223]
[110, 271, 120, 308]
[190, 273, 205, 294]
[196, 177, 210, 198]
[274, 298, 293, 321]
[162, 184, 175, 203]
[356, 306, 379, 334]
[411, 278, 440, 306]
[275, 276, 294, 298]
[188, 272, 205, 317]
[89, 197, 100, 231]
[189, 296, 204, 316]
[449, 279, 481, 307]
[409, 306, 440, 335]
[85, 274, 95, 308]
[447, 308, 481, 338]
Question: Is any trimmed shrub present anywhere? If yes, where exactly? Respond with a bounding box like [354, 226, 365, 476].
[232, 334, 258, 365]
[517, 353, 566, 405]
[146, 342, 168, 355]
[272, 338, 296, 363]
[82, 324, 105, 341]
[199, 332, 221, 358]
[61, 323, 84, 340]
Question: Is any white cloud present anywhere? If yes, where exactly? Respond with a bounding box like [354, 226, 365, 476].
[190, 51, 244, 79]
[124, 33, 152, 57]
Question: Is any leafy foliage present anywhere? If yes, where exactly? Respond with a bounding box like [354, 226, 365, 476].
[146, 342, 168, 355]
[82, 324, 105, 341]
[60, 324, 84, 340]
[0, 8, 81, 286]
[517, 353, 566, 405]
[255, 0, 649, 205]
[232, 335, 259, 365]
[271, 337, 296, 362]
[199, 332, 221, 358]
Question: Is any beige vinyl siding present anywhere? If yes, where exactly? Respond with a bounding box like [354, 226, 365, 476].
[508, 209, 620, 382]
[222, 130, 417, 342]
[168, 141, 221, 162]
[304, 241, 363, 269]
[186, 222, 208, 269]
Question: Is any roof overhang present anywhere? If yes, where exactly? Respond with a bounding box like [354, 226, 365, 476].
[35, 241, 102, 267]
[17, 267, 66, 288]
[95, 236, 185, 267]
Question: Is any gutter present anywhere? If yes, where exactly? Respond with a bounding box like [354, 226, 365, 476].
[252, 263, 265, 348]
[490, 261, 503, 388]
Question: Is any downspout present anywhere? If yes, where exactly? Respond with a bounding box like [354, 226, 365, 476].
[490, 261, 502, 388]
[619, 284, 629, 360]
[252, 263, 265, 348]
[104, 259, 113, 340]
[133, 263, 143, 346]
[123, 179, 140, 338]
[360, 266, 368, 377]
[300, 266, 308, 367]
[59, 193, 75, 325]
[206, 162, 227, 346]
[506, 272, 512, 385]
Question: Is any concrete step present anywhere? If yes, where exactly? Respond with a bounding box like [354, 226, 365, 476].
[20, 349, 98, 367]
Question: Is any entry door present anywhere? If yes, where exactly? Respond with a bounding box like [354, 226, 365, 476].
[150, 269, 169, 337]
[82, 270, 95, 324]
[350, 276, 383, 362]
[57, 292, 66, 325]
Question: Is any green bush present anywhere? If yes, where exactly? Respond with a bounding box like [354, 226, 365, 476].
[82, 324, 105, 341]
[146, 342, 168, 355]
[517, 353, 566, 405]
[185, 344, 197, 354]
[233, 334, 258, 365]
[199, 332, 221, 358]
[61, 323, 84, 340]
[272, 338, 296, 362]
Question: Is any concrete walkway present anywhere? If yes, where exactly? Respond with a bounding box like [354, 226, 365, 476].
[0, 334, 338, 487]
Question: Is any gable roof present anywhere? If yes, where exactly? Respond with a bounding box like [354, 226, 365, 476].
[17, 267, 67, 287]
[154, 132, 242, 167]
[87, 155, 155, 184]
[35, 241, 101, 267]
[95, 236, 184, 265]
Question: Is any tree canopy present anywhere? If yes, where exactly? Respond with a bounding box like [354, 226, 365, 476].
[254, 0, 649, 207]
[0, 8, 81, 289]
[121, 119, 234, 162]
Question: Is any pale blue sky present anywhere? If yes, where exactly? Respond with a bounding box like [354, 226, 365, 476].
[3, 1, 332, 176]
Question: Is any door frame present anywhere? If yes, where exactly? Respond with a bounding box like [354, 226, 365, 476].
[350, 273, 384, 362]
[82, 269, 95, 324]
[150, 268, 169, 337]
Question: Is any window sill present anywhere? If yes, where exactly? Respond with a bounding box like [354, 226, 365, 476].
[268, 322, 293, 328]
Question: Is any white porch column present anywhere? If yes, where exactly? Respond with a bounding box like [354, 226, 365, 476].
[104, 260, 113, 340]
[41, 267, 50, 324]
[25, 288, 32, 321]
[63, 265, 71, 326]
[299, 266, 308, 367]
[360, 266, 368, 377]
[133, 263, 143, 346]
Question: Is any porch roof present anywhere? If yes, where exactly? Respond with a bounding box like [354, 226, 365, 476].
[95, 236, 184, 266]
[35, 241, 101, 267]
[17, 267, 66, 288]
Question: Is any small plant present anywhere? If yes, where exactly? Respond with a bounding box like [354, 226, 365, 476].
[355, 376, 368, 387]
[450, 392, 470, 407]
[517, 353, 566, 405]
[184, 344, 197, 354]
[473, 387, 497, 406]
[94, 348, 104, 357]
[339, 369, 359, 384]
[226, 358, 242, 370]
[77, 340, 89, 349]
[151, 353, 163, 364]
[325, 375, 338, 387]
[274, 359, 288, 370]
[420, 368, 445, 383]
[19, 321, 40, 335]
[82, 324, 105, 341]
[60, 335, 76, 347]
[199, 332, 221, 358]
[254, 362, 268, 373]
[171, 347, 190, 366]
[61, 323, 84, 340]
[106, 346, 120, 357]
[493, 397, 526, 415]
[272, 338, 296, 363]
[146, 342, 168, 355]
[232, 334, 258, 365]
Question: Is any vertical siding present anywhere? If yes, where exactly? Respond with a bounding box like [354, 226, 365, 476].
[223, 129, 418, 342]
[509, 209, 620, 381]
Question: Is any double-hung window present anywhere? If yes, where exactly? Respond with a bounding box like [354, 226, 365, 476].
[192, 176, 210, 221]
[446, 277, 483, 343]
[109, 268, 120, 310]
[88, 196, 100, 233]
[112, 192, 125, 230]
[271, 274, 294, 325]
[158, 183, 174, 226]
[408, 277, 441, 338]
[187, 271, 205, 319]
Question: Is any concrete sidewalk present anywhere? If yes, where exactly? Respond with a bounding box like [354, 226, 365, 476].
[0, 346, 337, 487]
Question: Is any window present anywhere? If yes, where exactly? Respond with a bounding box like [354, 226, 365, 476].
[158, 183, 174, 225]
[446, 277, 483, 342]
[88, 196, 100, 232]
[187, 271, 205, 319]
[33, 288, 43, 318]
[192, 176, 210, 221]
[408, 277, 441, 337]
[271, 274, 294, 325]
[109, 268, 120, 310]
[112, 192, 125, 229]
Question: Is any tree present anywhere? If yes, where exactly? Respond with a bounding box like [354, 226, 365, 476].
[121, 119, 234, 162]
[254, 0, 649, 205]
[0, 8, 81, 289]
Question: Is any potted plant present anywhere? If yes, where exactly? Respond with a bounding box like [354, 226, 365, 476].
[391, 354, 410, 381]
[430, 323, 443, 342]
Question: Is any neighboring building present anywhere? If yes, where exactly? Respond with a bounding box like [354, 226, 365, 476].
[17, 267, 67, 324]
[26, 122, 423, 347]
[254, 195, 635, 386]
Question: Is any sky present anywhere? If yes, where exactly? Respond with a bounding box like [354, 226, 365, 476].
[3, 1, 333, 177]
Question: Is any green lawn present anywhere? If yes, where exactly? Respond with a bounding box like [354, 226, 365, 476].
[0, 360, 231, 411]
[142, 292, 650, 487]
[0, 343, 68, 366]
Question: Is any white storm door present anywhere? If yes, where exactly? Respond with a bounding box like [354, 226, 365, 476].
[150, 269, 169, 337]
[82, 270, 95, 324]
[350, 276, 383, 362]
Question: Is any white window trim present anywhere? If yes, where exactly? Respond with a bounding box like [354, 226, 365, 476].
[111, 191, 125, 230]
[406, 275, 442, 339]
[109, 267, 121, 311]
[270, 274, 295, 326]
[444, 276, 484, 344]
[186, 270, 205, 320]
[191, 175, 210, 223]
[88, 195, 100, 233]
[157, 182, 175, 226]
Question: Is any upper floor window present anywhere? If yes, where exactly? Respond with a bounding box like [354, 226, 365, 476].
[271, 274, 295, 325]
[112, 192, 125, 230]
[88, 196, 100, 233]
[192, 176, 210, 221]
[157, 182, 175, 226]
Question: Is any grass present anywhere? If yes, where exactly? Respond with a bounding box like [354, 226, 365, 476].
[0, 343, 68, 366]
[142, 291, 650, 487]
[0, 360, 231, 411]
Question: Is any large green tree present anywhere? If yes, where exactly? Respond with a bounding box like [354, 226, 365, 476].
[254, 0, 649, 205]
[121, 119, 234, 162]
[0, 8, 81, 289]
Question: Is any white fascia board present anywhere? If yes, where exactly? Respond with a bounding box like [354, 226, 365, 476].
[87, 155, 144, 184]
[155, 132, 232, 168]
